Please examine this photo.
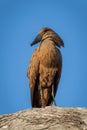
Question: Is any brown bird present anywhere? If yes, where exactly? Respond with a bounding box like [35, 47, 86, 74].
[27, 27, 64, 108]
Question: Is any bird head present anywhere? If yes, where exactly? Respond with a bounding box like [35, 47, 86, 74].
[30, 27, 64, 47]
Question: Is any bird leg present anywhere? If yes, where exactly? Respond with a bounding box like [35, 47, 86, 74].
[52, 84, 57, 106]
[39, 84, 45, 108]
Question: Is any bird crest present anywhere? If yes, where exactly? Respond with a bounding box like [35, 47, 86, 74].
[31, 27, 64, 48]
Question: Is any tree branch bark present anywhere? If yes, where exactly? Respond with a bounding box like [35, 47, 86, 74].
[0, 106, 87, 130]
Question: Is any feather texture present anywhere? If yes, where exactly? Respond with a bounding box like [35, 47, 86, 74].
[27, 27, 64, 107]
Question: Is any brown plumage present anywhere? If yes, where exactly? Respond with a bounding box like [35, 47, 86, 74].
[27, 27, 64, 108]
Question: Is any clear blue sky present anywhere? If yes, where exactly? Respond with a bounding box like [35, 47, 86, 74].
[0, 0, 87, 114]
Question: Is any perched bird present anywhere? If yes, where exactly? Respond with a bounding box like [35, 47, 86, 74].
[27, 27, 64, 108]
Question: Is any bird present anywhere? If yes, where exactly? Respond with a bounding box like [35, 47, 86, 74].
[27, 27, 64, 108]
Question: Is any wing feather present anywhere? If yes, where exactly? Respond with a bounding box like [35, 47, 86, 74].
[27, 48, 40, 107]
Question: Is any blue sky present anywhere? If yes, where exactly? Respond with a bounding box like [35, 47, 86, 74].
[0, 0, 87, 114]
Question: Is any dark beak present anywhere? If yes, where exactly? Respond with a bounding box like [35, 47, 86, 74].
[30, 34, 42, 46]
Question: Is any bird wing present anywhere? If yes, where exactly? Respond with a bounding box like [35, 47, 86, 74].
[54, 70, 61, 97]
[54, 49, 62, 97]
[27, 48, 40, 107]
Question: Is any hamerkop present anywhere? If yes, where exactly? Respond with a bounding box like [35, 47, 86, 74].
[27, 27, 64, 108]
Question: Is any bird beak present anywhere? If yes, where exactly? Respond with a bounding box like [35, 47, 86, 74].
[30, 34, 42, 46]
